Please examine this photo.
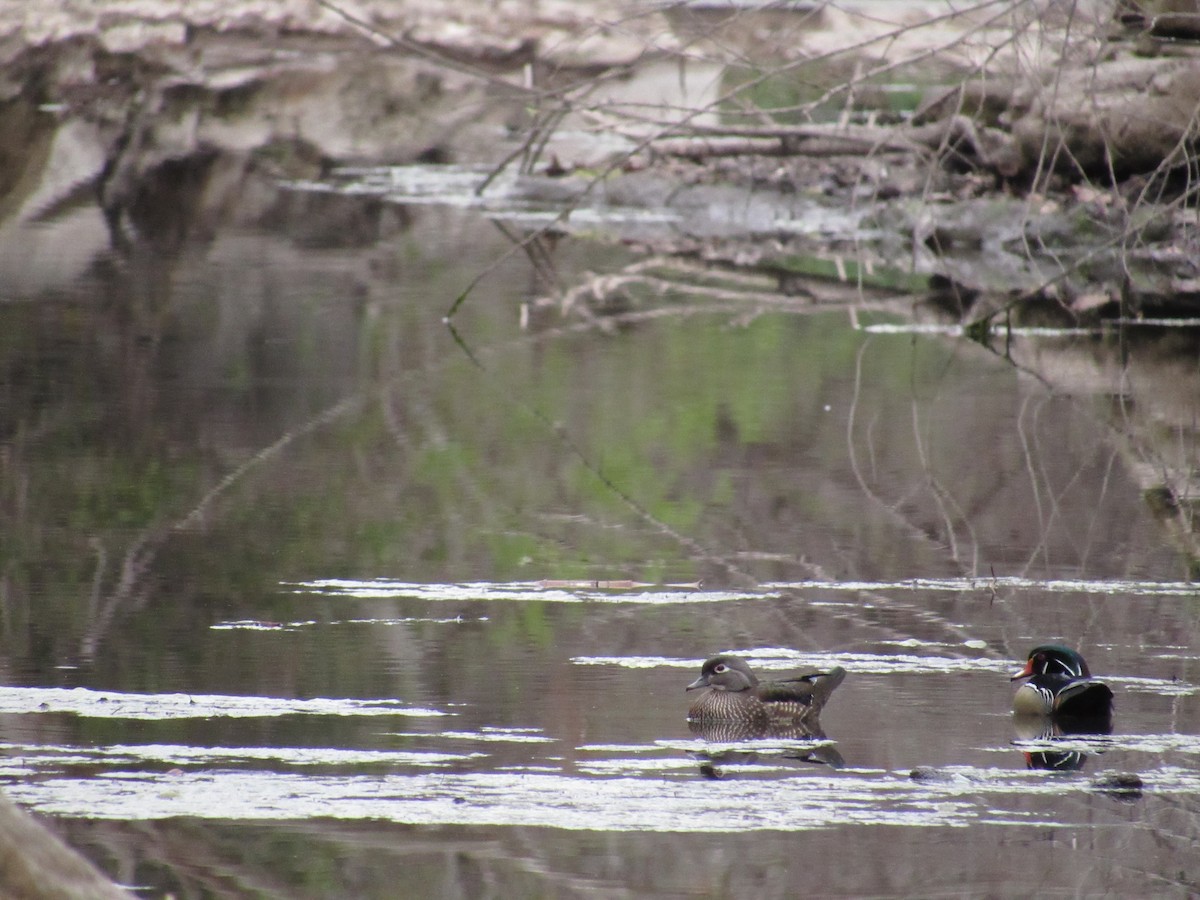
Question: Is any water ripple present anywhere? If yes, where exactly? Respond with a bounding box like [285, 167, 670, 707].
[7, 765, 1191, 830]
[290, 577, 1198, 604]
[0, 686, 447, 720]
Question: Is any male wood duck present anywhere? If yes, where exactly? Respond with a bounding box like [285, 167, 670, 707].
[686, 655, 846, 725]
[1010, 644, 1113, 718]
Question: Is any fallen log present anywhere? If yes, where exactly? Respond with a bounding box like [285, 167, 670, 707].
[646, 116, 1020, 175]
[1007, 54, 1200, 179]
[646, 42, 1200, 187]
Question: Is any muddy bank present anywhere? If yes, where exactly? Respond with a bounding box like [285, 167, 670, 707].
[4, 2, 1199, 324]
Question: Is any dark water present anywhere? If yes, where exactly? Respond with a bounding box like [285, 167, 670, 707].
[2, 136, 1200, 897]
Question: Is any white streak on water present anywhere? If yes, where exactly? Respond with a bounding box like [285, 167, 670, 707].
[291, 579, 761, 604]
[288, 577, 1198, 603]
[387, 730, 556, 744]
[0, 742, 477, 768]
[1108, 676, 1199, 696]
[211, 615, 487, 631]
[572, 653, 1014, 675]
[0, 686, 447, 720]
[8, 765, 1194, 830]
[764, 578, 1199, 596]
[0, 770, 1009, 829]
[863, 320, 1200, 336]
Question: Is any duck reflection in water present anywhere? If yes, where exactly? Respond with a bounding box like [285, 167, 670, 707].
[1012, 713, 1113, 771]
[1010, 645, 1114, 771]
[685, 655, 847, 776]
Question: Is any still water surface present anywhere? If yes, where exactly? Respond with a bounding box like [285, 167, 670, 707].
[2, 158, 1199, 895]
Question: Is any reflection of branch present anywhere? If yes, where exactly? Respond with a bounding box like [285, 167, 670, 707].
[1015, 394, 1049, 570]
[79, 392, 369, 661]
[909, 396, 983, 571]
[173, 395, 365, 533]
[1016, 394, 1122, 579]
[541, 256, 907, 320]
[845, 338, 968, 565]
[445, 321, 759, 587]
[492, 220, 562, 296]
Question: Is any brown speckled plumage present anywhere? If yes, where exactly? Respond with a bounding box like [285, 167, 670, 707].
[685, 655, 846, 725]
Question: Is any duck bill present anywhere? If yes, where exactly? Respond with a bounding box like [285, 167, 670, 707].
[1010, 658, 1035, 682]
[685, 675, 709, 692]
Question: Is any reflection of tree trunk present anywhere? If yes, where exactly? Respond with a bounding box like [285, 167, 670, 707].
[95, 820, 300, 898]
[80, 531, 162, 663]
[0, 792, 130, 899]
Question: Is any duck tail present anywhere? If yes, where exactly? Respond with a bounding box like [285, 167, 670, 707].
[808, 666, 847, 706]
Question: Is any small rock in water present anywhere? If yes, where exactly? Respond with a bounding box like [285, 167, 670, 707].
[1090, 771, 1144, 800]
[909, 766, 951, 784]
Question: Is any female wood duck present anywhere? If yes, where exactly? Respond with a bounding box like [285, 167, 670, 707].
[1010, 644, 1113, 718]
[686, 655, 846, 725]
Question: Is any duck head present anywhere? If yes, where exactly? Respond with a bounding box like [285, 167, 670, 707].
[1011, 644, 1091, 681]
[686, 655, 759, 693]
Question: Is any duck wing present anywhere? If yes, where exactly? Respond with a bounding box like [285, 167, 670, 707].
[1052, 678, 1114, 718]
[758, 666, 846, 707]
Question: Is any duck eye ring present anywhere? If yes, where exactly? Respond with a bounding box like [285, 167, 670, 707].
[714, 664, 727, 673]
